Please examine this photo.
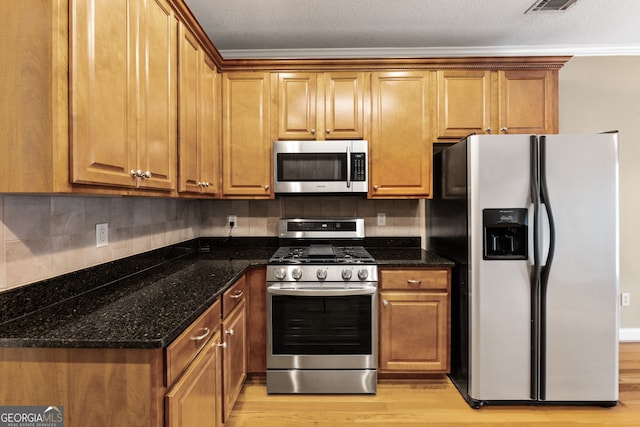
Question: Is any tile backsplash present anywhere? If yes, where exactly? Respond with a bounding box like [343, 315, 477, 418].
[0, 195, 200, 291]
[199, 196, 423, 238]
[0, 195, 422, 292]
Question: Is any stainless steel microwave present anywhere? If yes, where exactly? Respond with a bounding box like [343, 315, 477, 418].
[273, 140, 368, 194]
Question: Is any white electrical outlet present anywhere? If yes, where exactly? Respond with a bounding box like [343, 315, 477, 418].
[228, 215, 238, 228]
[96, 223, 109, 248]
[621, 292, 631, 307]
[377, 213, 386, 226]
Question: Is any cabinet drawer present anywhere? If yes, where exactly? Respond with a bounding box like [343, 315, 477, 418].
[166, 300, 221, 387]
[379, 268, 450, 291]
[223, 276, 247, 318]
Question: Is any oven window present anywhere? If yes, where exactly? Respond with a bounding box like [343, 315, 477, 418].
[271, 295, 372, 355]
[277, 153, 347, 181]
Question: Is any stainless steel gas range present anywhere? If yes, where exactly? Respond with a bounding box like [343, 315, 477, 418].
[266, 218, 378, 394]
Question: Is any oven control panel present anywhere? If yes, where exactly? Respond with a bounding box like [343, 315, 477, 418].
[267, 265, 378, 283]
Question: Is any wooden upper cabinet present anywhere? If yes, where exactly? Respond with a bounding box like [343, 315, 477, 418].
[276, 72, 366, 140]
[436, 70, 492, 139]
[178, 24, 220, 196]
[199, 57, 221, 195]
[436, 68, 558, 140]
[70, 0, 134, 188]
[499, 69, 558, 135]
[277, 73, 317, 139]
[137, 0, 177, 190]
[370, 71, 433, 198]
[70, 0, 177, 190]
[222, 72, 273, 198]
[324, 72, 366, 139]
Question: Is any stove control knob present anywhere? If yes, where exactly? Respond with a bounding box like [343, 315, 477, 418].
[341, 269, 353, 280]
[291, 268, 303, 280]
[357, 269, 369, 281]
[274, 268, 287, 281]
[316, 269, 328, 280]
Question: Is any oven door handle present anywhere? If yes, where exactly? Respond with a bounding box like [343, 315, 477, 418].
[267, 286, 376, 297]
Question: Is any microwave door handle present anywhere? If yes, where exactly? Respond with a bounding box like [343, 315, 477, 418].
[346, 146, 351, 188]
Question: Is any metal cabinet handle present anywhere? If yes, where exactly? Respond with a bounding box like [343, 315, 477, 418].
[264, 184, 270, 190]
[407, 279, 422, 287]
[130, 169, 152, 179]
[230, 290, 243, 299]
[218, 342, 228, 349]
[225, 329, 235, 336]
[190, 327, 210, 341]
[500, 127, 508, 133]
[382, 299, 389, 307]
[326, 128, 330, 134]
[373, 185, 379, 190]
[485, 127, 492, 134]
[311, 129, 316, 135]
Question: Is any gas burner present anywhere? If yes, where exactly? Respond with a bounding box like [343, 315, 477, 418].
[269, 245, 374, 265]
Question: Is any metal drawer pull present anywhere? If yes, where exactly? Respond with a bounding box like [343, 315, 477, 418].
[225, 329, 235, 336]
[407, 279, 422, 287]
[382, 299, 389, 307]
[218, 342, 228, 349]
[230, 290, 243, 299]
[190, 327, 210, 341]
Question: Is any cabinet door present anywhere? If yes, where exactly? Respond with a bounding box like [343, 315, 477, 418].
[177, 26, 219, 196]
[137, 0, 176, 190]
[379, 291, 449, 372]
[222, 300, 247, 423]
[198, 56, 220, 195]
[222, 72, 272, 198]
[166, 332, 223, 427]
[246, 268, 267, 373]
[498, 70, 558, 134]
[436, 70, 492, 139]
[324, 72, 366, 139]
[178, 24, 202, 193]
[70, 0, 136, 187]
[276, 72, 317, 140]
[370, 71, 433, 197]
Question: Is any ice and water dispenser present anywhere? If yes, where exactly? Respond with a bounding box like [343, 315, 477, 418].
[483, 208, 528, 260]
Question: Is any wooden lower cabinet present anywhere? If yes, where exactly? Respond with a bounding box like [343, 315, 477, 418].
[246, 267, 267, 374]
[0, 347, 166, 427]
[165, 300, 223, 427]
[165, 332, 223, 427]
[378, 268, 451, 374]
[221, 298, 247, 422]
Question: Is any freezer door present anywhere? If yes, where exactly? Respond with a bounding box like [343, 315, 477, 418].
[542, 134, 619, 402]
[467, 135, 534, 401]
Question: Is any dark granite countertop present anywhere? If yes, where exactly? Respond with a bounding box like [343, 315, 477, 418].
[0, 237, 453, 350]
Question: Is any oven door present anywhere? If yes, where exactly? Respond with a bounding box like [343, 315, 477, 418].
[267, 284, 377, 370]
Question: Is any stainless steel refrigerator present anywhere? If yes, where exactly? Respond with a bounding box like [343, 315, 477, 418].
[428, 133, 619, 408]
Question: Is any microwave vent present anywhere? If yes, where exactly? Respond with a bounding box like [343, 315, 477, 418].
[525, 0, 578, 13]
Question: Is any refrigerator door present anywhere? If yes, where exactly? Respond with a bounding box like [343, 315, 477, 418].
[467, 135, 533, 401]
[541, 134, 619, 402]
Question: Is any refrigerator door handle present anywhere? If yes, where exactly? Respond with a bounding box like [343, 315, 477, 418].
[529, 135, 542, 400]
[538, 135, 557, 401]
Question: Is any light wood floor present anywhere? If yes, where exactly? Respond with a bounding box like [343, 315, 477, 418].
[226, 343, 640, 426]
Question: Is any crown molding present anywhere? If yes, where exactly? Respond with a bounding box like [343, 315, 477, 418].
[219, 44, 640, 60]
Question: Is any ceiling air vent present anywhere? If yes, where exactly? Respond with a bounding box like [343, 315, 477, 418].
[525, 0, 578, 13]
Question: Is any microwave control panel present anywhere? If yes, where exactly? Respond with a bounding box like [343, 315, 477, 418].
[351, 153, 367, 181]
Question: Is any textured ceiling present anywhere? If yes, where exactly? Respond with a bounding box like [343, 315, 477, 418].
[183, 0, 640, 59]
